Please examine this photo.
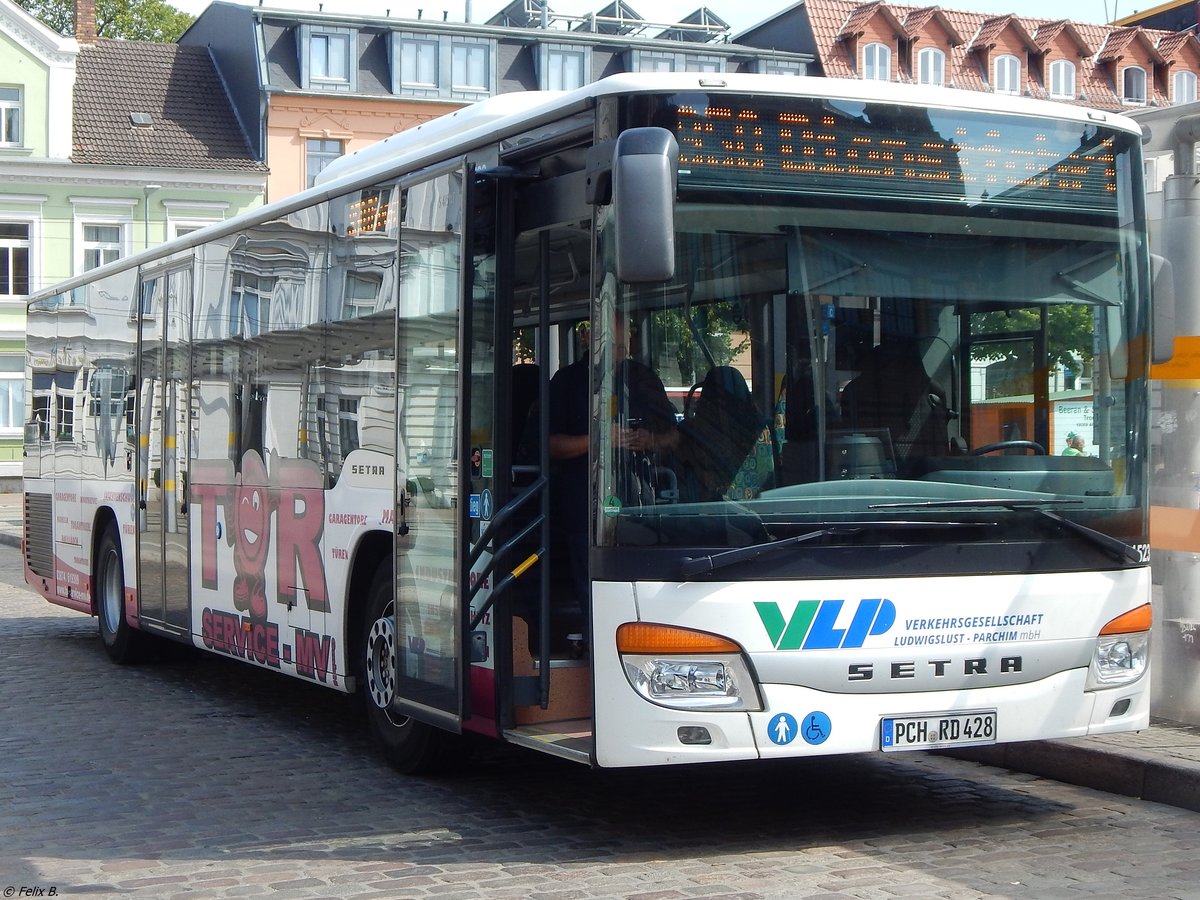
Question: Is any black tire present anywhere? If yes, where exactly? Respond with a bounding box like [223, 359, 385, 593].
[360, 560, 457, 775]
[95, 521, 147, 664]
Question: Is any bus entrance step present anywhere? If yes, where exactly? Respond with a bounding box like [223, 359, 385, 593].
[504, 720, 593, 764]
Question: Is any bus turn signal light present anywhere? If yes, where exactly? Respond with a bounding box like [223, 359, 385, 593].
[616, 622, 741, 655]
[1099, 603, 1151, 636]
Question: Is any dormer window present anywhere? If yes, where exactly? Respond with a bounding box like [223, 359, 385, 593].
[300, 25, 356, 92]
[627, 50, 723, 73]
[917, 47, 945, 86]
[1174, 69, 1197, 104]
[1049, 59, 1076, 100]
[1122, 66, 1147, 105]
[863, 42, 891, 81]
[391, 33, 495, 98]
[538, 44, 589, 90]
[993, 54, 1020, 95]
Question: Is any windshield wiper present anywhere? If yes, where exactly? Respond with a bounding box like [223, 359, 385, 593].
[868, 498, 1140, 564]
[679, 520, 981, 579]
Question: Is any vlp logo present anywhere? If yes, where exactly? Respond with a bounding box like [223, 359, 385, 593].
[756, 599, 896, 650]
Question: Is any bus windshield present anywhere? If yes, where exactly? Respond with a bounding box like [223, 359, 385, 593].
[597, 94, 1149, 558]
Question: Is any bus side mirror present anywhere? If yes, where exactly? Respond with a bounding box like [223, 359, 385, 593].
[612, 128, 678, 283]
[1151, 253, 1177, 364]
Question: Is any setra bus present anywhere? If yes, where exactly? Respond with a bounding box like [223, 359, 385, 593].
[22, 74, 1167, 773]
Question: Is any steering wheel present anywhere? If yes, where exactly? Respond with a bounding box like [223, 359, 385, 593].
[970, 440, 1047, 456]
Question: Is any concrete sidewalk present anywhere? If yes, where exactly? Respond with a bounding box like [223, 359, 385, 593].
[1, 492, 1197, 812]
[945, 719, 1200, 813]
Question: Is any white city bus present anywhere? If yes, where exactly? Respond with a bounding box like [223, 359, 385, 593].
[23, 74, 1164, 773]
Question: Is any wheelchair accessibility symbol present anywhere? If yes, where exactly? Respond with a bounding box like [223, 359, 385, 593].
[801, 711, 831, 745]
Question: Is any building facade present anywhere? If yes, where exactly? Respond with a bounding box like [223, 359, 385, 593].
[735, 0, 1200, 111]
[0, 0, 265, 484]
[180, 0, 813, 201]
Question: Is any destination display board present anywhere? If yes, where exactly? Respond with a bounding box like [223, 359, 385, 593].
[671, 96, 1124, 213]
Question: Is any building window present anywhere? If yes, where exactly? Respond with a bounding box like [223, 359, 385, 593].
[391, 33, 494, 98]
[0, 355, 22, 432]
[753, 59, 806, 76]
[338, 397, 360, 458]
[994, 54, 1020, 94]
[917, 47, 945, 86]
[32, 370, 75, 442]
[1049, 59, 1076, 99]
[863, 43, 891, 81]
[684, 56, 723, 73]
[398, 37, 438, 88]
[169, 222, 213, 240]
[230, 272, 274, 337]
[0, 86, 20, 146]
[538, 44, 588, 90]
[0, 223, 30, 297]
[451, 43, 486, 89]
[638, 53, 676, 72]
[452, 42, 490, 90]
[628, 50, 724, 74]
[343, 271, 383, 319]
[348, 188, 391, 237]
[306, 138, 343, 189]
[1174, 69, 1197, 104]
[300, 26, 356, 91]
[1123, 66, 1147, 105]
[82, 224, 123, 271]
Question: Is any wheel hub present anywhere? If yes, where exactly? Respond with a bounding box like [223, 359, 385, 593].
[365, 614, 396, 710]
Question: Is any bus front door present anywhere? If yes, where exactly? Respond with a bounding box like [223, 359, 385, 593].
[390, 167, 468, 733]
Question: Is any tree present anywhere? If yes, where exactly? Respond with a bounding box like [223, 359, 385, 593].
[970, 304, 1095, 372]
[17, 0, 194, 42]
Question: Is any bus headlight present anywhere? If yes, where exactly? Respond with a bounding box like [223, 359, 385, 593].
[621, 654, 761, 710]
[1087, 604, 1151, 689]
[616, 622, 762, 711]
[1088, 632, 1149, 688]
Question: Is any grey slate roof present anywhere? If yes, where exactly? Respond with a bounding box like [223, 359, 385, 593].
[72, 38, 265, 171]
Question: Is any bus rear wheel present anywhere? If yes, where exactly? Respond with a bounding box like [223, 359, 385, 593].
[95, 521, 147, 664]
[361, 561, 454, 775]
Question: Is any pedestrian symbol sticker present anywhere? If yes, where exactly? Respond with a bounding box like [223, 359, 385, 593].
[768, 712, 798, 745]
[802, 711, 831, 745]
[481, 489, 493, 522]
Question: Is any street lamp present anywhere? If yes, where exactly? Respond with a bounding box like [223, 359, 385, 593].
[143, 183, 161, 250]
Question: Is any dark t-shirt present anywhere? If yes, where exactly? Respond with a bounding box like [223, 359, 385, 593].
[549, 358, 592, 536]
[548, 355, 675, 535]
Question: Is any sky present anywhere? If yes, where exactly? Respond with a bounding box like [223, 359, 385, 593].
[168, 0, 1145, 37]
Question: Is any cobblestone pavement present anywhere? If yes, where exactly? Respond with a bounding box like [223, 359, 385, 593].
[2, 546, 1199, 900]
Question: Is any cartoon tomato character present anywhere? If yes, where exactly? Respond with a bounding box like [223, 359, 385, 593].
[232, 451, 271, 620]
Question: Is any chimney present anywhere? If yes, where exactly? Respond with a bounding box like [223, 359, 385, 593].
[75, 0, 97, 45]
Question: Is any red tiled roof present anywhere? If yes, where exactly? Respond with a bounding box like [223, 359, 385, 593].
[799, 0, 1190, 111]
[1097, 26, 1165, 63]
[1032, 19, 1093, 55]
[902, 7, 963, 44]
[838, 0, 906, 39]
[968, 15, 1034, 52]
[1156, 30, 1194, 56]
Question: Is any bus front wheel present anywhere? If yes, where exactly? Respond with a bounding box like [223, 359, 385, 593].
[95, 521, 146, 664]
[361, 561, 453, 775]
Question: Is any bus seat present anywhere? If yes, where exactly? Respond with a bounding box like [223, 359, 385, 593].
[840, 339, 949, 470]
[676, 366, 766, 501]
